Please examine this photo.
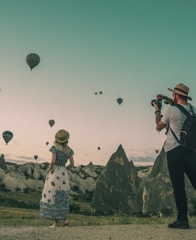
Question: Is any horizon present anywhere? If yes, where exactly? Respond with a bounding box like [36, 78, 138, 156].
[1, 146, 157, 167]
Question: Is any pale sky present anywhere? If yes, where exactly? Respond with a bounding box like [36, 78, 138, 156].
[0, 0, 196, 165]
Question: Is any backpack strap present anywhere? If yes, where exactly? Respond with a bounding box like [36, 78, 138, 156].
[170, 126, 180, 143]
[174, 104, 192, 117]
[189, 104, 195, 115]
[169, 104, 193, 143]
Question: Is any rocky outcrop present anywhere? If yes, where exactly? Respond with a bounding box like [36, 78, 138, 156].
[1, 145, 196, 216]
[0, 154, 8, 172]
[0, 157, 103, 202]
[140, 148, 175, 216]
[140, 148, 196, 216]
[91, 145, 196, 216]
[16, 162, 47, 180]
[91, 145, 141, 214]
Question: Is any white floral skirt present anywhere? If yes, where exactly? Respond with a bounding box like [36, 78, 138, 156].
[40, 166, 70, 220]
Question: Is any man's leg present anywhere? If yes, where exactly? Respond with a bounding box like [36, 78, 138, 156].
[185, 151, 196, 189]
[167, 147, 188, 221]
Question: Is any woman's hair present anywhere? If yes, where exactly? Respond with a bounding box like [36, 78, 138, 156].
[54, 141, 70, 154]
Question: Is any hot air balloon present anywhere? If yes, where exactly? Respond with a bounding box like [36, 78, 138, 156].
[95, 92, 98, 95]
[97, 147, 101, 150]
[117, 98, 123, 105]
[49, 119, 55, 127]
[99, 91, 103, 95]
[26, 53, 40, 70]
[34, 155, 38, 160]
[46, 141, 49, 145]
[2, 131, 13, 145]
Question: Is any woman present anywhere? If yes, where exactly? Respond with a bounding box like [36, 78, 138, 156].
[40, 129, 74, 227]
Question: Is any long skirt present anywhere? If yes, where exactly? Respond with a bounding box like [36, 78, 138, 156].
[40, 165, 70, 220]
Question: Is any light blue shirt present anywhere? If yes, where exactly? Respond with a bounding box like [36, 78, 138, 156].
[161, 103, 196, 152]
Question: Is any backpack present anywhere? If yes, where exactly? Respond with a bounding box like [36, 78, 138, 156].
[170, 104, 196, 151]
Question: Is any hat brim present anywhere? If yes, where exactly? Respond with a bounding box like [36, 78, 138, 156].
[168, 88, 192, 101]
[55, 139, 68, 143]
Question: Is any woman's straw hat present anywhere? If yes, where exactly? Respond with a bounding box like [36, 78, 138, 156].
[168, 83, 192, 100]
[55, 129, 69, 143]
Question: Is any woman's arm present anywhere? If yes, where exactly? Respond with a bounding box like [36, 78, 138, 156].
[67, 156, 74, 170]
[47, 153, 56, 173]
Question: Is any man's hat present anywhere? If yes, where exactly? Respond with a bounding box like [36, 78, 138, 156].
[168, 83, 192, 100]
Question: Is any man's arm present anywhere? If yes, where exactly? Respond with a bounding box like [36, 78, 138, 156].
[154, 104, 166, 131]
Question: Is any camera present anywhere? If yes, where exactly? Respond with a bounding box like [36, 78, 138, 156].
[151, 98, 162, 110]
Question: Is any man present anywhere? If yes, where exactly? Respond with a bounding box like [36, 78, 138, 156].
[153, 83, 196, 229]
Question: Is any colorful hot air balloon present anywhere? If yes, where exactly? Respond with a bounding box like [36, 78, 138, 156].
[34, 155, 38, 160]
[48, 119, 55, 127]
[117, 98, 123, 105]
[2, 131, 13, 145]
[26, 53, 40, 70]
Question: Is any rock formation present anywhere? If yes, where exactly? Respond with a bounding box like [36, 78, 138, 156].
[91, 145, 142, 214]
[140, 147, 196, 216]
[0, 157, 103, 202]
[91, 145, 196, 216]
[140, 148, 175, 216]
[0, 154, 8, 172]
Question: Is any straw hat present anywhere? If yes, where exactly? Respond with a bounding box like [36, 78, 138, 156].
[168, 83, 192, 100]
[55, 129, 69, 143]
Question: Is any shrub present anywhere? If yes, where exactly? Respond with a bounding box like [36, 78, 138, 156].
[0, 183, 10, 192]
[15, 187, 21, 192]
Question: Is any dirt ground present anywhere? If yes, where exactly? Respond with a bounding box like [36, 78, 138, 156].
[0, 224, 196, 240]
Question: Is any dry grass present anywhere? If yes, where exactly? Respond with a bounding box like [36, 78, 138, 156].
[1, 206, 195, 227]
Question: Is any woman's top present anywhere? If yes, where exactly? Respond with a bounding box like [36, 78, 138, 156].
[49, 145, 74, 167]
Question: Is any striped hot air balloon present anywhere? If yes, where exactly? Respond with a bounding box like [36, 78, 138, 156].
[26, 53, 40, 70]
[2, 131, 13, 145]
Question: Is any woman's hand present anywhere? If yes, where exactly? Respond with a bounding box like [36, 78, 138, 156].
[67, 156, 74, 170]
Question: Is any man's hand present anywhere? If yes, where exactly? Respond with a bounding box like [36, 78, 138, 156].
[152, 102, 160, 112]
[156, 94, 174, 106]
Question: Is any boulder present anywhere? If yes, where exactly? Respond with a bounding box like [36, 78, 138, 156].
[69, 171, 96, 193]
[17, 162, 46, 180]
[83, 162, 98, 179]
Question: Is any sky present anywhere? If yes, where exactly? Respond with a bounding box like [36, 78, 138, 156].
[0, 0, 196, 166]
